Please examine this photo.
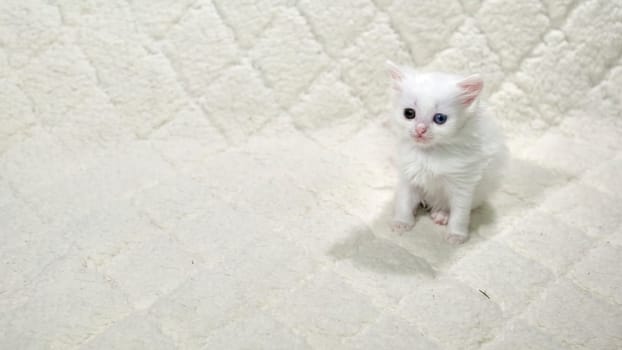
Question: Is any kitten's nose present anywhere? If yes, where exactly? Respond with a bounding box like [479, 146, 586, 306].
[415, 124, 427, 136]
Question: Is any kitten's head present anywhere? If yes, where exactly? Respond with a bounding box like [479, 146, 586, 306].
[387, 61, 483, 148]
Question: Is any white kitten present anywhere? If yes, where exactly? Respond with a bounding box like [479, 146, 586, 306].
[386, 61, 507, 244]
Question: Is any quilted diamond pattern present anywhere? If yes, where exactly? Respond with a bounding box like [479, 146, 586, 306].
[1, 0, 622, 348]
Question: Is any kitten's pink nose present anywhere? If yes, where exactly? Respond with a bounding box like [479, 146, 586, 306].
[415, 124, 427, 136]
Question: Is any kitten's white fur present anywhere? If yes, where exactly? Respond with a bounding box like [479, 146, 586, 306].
[387, 61, 507, 244]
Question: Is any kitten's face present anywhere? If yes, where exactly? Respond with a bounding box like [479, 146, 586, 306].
[387, 62, 483, 148]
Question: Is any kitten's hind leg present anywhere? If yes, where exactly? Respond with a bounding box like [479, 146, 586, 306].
[390, 176, 420, 233]
[430, 209, 449, 225]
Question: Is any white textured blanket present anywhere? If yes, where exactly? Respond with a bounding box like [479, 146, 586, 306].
[1, 0, 621, 349]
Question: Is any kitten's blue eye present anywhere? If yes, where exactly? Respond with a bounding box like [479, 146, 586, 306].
[433, 113, 448, 125]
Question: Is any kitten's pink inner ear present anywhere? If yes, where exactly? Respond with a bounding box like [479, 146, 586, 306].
[390, 71, 402, 81]
[386, 60, 404, 91]
[458, 76, 483, 106]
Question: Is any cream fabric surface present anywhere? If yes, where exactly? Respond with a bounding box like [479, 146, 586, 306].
[1, 0, 622, 348]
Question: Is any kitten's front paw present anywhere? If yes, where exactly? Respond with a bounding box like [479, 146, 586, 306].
[445, 232, 468, 245]
[390, 220, 414, 234]
[430, 210, 449, 225]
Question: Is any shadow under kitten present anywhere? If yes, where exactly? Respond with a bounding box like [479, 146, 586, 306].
[328, 157, 567, 276]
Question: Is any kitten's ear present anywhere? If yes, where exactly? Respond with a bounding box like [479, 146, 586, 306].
[386, 60, 404, 91]
[457, 75, 483, 106]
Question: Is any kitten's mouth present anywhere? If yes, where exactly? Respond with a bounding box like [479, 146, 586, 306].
[412, 136, 435, 148]
[412, 135, 429, 144]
